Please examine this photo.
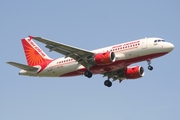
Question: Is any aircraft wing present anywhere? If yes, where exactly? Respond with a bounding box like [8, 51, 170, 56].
[33, 36, 95, 68]
[103, 67, 126, 81]
[7, 62, 39, 71]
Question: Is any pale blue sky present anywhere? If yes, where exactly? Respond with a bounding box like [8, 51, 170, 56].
[1, 0, 180, 120]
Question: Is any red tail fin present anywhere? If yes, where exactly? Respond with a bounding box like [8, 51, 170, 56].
[21, 36, 52, 66]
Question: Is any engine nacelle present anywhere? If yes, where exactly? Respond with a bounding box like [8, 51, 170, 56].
[94, 51, 116, 65]
[124, 66, 145, 79]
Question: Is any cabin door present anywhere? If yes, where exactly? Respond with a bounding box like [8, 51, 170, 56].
[141, 38, 147, 49]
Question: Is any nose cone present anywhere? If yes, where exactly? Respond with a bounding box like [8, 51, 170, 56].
[167, 43, 174, 52]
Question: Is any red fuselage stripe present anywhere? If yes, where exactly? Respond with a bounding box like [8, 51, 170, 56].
[60, 52, 168, 77]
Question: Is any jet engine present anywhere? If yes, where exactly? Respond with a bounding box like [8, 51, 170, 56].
[124, 66, 145, 79]
[94, 51, 116, 65]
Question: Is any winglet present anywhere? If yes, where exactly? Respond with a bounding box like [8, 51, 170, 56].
[28, 35, 34, 39]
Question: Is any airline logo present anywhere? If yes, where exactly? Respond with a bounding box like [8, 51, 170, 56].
[26, 37, 46, 57]
[112, 41, 140, 49]
[21, 37, 52, 68]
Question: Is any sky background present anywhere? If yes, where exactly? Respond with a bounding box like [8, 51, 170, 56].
[1, 0, 180, 120]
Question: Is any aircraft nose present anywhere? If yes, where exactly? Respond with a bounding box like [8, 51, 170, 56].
[167, 42, 174, 52]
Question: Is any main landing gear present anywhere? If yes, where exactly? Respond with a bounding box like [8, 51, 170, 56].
[104, 75, 112, 87]
[84, 70, 92, 78]
[147, 59, 153, 70]
[104, 80, 112, 87]
[84, 70, 113, 87]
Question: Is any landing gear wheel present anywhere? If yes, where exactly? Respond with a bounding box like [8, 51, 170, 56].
[84, 70, 93, 78]
[147, 59, 153, 71]
[148, 65, 153, 70]
[104, 80, 112, 87]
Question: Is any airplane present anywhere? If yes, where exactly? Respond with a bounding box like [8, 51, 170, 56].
[7, 36, 174, 87]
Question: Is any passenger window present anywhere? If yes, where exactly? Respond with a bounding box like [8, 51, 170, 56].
[154, 40, 157, 42]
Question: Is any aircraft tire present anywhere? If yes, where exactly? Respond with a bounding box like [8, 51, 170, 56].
[148, 65, 153, 70]
[84, 70, 92, 78]
[104, 80, 112, 87]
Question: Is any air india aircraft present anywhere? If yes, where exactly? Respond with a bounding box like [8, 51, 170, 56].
[7, 36, 174, 87]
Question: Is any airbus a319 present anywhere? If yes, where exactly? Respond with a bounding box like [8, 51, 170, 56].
[7, 36, 174, 87]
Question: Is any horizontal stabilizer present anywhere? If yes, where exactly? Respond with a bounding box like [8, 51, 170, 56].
[7, 62, 39, 71]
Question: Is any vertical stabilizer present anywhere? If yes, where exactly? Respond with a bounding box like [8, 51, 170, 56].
[21, 36, 53, 66]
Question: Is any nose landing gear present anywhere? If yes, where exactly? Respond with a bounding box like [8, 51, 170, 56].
[148, 65, 153, 70]
[147, 59, 153, 70]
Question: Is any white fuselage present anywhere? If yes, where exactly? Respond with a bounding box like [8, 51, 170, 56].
[19, 37, 174, 77]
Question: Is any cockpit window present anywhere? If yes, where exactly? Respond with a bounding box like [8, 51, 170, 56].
[154, 39, 165, 42]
